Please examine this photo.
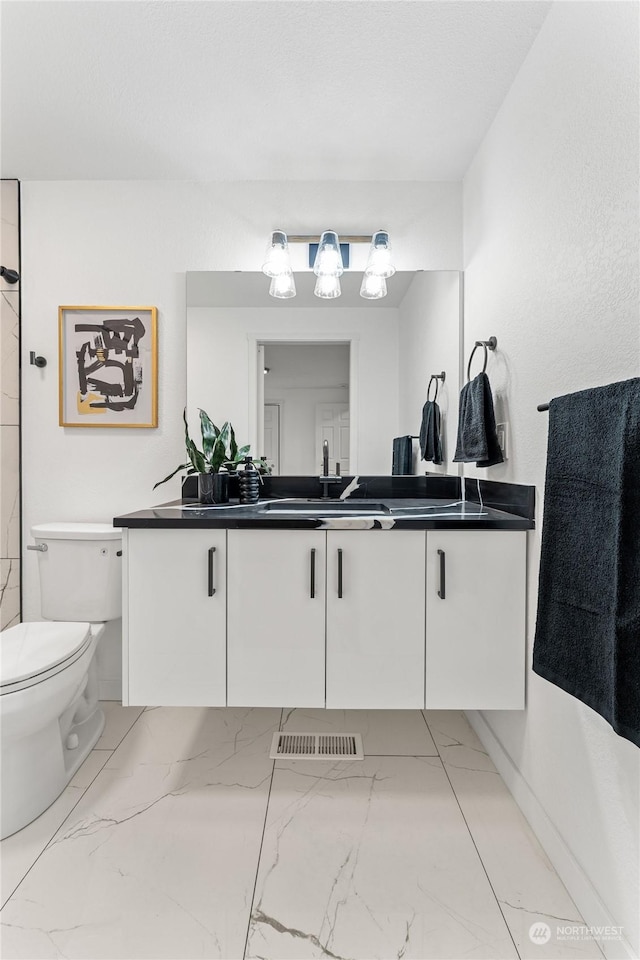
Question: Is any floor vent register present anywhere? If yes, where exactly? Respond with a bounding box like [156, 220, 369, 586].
[269, 732, 364, 760]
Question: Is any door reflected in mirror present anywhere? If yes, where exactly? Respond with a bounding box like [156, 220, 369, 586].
[261, 343, 350, 476]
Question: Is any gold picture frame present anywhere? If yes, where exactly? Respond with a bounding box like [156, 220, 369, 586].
[59, 305, 158, 428]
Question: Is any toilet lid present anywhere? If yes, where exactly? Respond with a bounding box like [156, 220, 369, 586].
[1, 622, 93, 687]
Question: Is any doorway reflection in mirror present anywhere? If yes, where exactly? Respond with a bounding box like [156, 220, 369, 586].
[261, 343, 349, 476]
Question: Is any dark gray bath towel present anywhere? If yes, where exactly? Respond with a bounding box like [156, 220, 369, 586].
[419, 400, 443, 464]
[392, 436, 413, 475]
[453, 372, 503, 467]
[533, 378, 640, 747]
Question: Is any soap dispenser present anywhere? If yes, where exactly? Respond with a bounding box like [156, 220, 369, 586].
[238, 456, 260, 504]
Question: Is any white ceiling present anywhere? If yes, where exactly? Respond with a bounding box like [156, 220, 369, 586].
[1, 0, 551, 182]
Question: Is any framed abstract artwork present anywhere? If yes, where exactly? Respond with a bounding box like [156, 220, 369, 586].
[58, 305, 158, 428]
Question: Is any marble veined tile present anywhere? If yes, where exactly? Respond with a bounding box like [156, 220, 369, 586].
[0, 425, 19, 559]
[0, 707, 280, 960]
[281, 708, 438, 756]
[1, 291, 19, 426]
[1, 750, 111, 908]
[425, 712, 603, 959]
[0, 182, 19, 294]
[94, 701, 144, 750]
[0, 558, 20, 629]
[246, 755, 518, 959]
[1, 180, 19, 228]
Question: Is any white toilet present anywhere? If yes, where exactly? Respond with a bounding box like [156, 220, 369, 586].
[1, 522, 122, 839]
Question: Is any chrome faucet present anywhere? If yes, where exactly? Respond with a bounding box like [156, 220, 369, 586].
[319, 439, 342, 499]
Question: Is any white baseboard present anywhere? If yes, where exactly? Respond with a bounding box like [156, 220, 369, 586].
[466, 710, 637, 960]
[98, 679, 122, 701]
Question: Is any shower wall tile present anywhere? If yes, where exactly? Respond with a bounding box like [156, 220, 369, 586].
[1, 181, 19, 293]
[1, 425, 19, 559]
[1, 291, 19, 426]
[0, 179, 20, 625]
[1, 422, 19, 556]
[0, 559, 20, 629]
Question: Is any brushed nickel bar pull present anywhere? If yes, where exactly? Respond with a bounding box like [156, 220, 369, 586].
[208, 547, 216, 597]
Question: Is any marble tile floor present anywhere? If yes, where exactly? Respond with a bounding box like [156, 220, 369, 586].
[0, 705, 603, 960]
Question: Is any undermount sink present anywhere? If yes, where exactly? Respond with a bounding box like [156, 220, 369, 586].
[262, 499, 389, 514]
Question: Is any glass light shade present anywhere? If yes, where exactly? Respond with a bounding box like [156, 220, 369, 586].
[313, 230, 344, 277]
[364, 230, 395, 278]
[314, 274, 341, 299]
[269, 271, 296, 299]
[262, 230, 292, 277]
[360, 273, 387, 299]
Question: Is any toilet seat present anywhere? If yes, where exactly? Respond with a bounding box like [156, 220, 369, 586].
[1, 622, 93, 695]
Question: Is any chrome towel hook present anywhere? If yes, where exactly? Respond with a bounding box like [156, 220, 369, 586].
[467, 336, 497, 382]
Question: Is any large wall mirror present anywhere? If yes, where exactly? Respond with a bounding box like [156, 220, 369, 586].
[186, 270, 462, 476]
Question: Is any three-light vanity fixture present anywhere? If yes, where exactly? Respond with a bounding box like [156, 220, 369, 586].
[262, 230, 395, 300]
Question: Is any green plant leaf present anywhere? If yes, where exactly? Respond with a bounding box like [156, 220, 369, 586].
[199, 409, 220, 460]
[183, 408, 193, 450]
[187, 438, 208, 473]
[217, 421, 231, 454]
[210, 436, 227, 472]
[228, 424, 238, 462]
[153, 462, 190, 489]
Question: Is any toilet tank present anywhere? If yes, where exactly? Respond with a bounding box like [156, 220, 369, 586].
[31, 523, 123, 622]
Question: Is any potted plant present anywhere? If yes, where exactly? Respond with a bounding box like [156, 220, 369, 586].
[154, 409, 250, 502]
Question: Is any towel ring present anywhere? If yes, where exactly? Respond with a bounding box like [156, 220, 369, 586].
[467, 337, 497, 382]
[427, 371, 446, 402]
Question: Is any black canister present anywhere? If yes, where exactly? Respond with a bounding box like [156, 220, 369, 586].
[238, 457, 260, 504]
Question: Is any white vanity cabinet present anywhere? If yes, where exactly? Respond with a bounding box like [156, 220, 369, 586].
[124, 528, 227, 706]
[325, 531, 426, 709]
[425, 530, 526, 709]
[122, 522, 528, 710]
[226, 529, 326, 707]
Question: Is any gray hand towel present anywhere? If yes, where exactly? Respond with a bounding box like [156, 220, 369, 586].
[392, 436, 413, 475]
[533, 378, 640, 748]
[453, 371, 503, 467]
[419, 400, 443, 464]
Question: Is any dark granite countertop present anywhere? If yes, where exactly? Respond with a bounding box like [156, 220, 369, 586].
[114, 496, 534, 531]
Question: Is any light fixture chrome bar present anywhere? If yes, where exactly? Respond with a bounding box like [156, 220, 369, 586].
[287, 235, 372, 244]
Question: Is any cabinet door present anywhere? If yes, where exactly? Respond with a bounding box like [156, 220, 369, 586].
[227, 530, 325, 707]
[126, 529, 227, 706]
[425, 531, 526, 709]
[326, 531, 426, 709]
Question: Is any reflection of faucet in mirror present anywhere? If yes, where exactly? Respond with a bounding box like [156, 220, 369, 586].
[319, 438, 343, 499]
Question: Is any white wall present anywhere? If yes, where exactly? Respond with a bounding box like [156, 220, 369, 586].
[398, 271, 461, 474]
[463, 3, 639, 954]
[20, 180, 461, 691]
[187, 306, 397, 474]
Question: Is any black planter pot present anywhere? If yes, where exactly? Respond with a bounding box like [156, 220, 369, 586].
[198, 472, 229, 504]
